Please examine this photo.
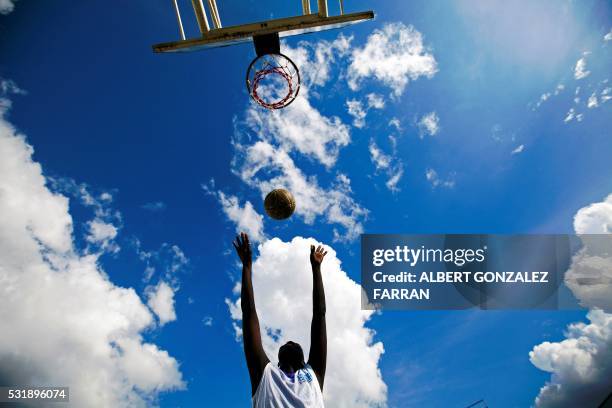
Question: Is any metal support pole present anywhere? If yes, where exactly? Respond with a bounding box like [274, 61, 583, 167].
[339, 0, 344, 15]
[192, 0, 210, 34]
[173, 0, 186, 40]
[318, 0, 328, 17]
[208, 0, 222, 29]
[302, 0, 311, 15]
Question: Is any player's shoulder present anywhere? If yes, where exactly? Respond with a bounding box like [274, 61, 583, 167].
[296, 365, 316, 384]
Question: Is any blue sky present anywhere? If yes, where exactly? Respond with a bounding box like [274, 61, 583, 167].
[1, 0, 611, 407]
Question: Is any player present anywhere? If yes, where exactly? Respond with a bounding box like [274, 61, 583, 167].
[232, 232, 327, 408]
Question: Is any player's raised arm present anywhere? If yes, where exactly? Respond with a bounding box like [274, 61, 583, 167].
[233, 232, 269, 396]
[307, 244, 328, 390]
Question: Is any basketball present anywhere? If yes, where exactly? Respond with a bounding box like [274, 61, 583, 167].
[264, 189, 296, 220]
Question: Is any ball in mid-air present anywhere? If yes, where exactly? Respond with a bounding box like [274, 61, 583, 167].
[264, 188, 296, 220]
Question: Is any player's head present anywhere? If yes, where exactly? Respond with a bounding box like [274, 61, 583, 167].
[278, 341, 305, 373]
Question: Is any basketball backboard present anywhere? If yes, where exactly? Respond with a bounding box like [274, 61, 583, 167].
[153, 1, 374, 52]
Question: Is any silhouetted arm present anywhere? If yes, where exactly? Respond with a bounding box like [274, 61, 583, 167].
[233, 233, 269, 396]
[307, 244, 327, 390]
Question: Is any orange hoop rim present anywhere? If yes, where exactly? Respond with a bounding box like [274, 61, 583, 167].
[246, 53, 301, 110]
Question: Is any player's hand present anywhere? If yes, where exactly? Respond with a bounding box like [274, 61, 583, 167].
[310, 245, 327, 267]
[233, 232, 252, 267]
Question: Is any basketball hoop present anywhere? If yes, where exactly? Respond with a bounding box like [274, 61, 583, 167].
[153, 2, 374, 108]
[246, 53, 300, 110]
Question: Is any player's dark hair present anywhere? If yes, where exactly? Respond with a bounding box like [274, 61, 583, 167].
[278, 341, 305, 372]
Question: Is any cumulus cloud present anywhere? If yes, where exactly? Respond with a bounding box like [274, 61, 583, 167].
[244, 96, 351, 168]
[0, 95, 184, 406]
[605, 29, 612, 42]
[563, 194, 612, 312]
[227, 237, 386, 407]
[204, 185, 265, 242]
[530, 310, 612, 408]
[146, 281, 177, 326]
[348, 23, 437, 96]
[573, 194, 612, 234]
[574, 57, 590, 80]
[530, 194, 612, 407]
[425, 168, 455, 188]
[417, 112, 440, 138]
[233, 141, 367, 241]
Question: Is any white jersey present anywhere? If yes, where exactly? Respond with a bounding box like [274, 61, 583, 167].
[253, 362, 325, 408]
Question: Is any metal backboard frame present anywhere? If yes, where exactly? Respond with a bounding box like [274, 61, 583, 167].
[153, 0, 374, 53]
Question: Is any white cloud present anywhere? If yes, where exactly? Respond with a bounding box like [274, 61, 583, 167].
[563, 108, 583, 123]
[368, 140, 404, 193]
[1, 79, 25, 95]
[511, 144, 525, 155]
[601, 87, 612, 104]
[366, 93, 385, 109]
[417, 112, 440, 137]
[574, 57, 590, 80]
[346, 94, 385, 129]
[346, 99, 367, 128]
[0, 0, 16, 15]
[536, 92, 551, 107]
[587, 92, 599, 108]
[604, 29, 612, 42]
[388, 118, 402, 131]
[0, 97, 184, 406]
[564, 195, 612, 312]
[213, 189, 265, 243]
[425, 168, 455, 188]
[233, 141, 367, 242]
[573, 194, 612, 234]
[284, 35, 352, 88]
[348, 23, 437, 96]
[530, 194, 612, 407]
[244, 95, 351, 168]
[369, 141, 392, 170]
[133, 240, 189, 285]
[385, 168, 404, 192]
[146, 281, 177, 326]
[227, 237, 386, 407]
[86, 219, 119, 251]
[530, 310, 612, 408]
[202, 316, 213, 327]
[532, 83, 565, 111]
